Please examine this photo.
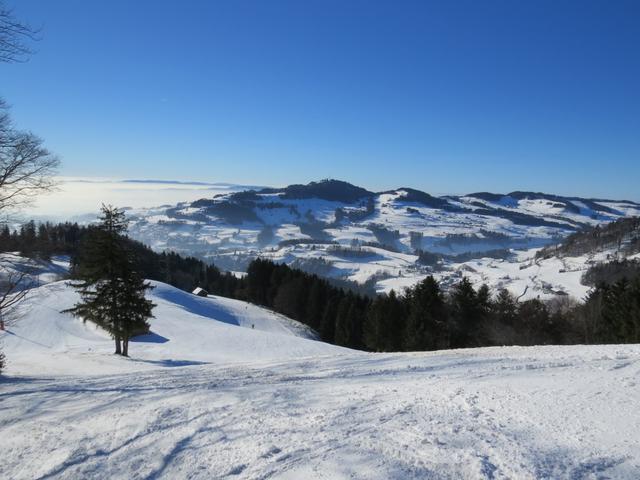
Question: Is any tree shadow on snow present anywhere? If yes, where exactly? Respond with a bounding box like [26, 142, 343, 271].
[128, 358, 210, 368]
[130, 331, 170, 344]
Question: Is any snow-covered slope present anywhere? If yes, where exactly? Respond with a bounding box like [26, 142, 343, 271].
[0, 252, 70, 287]
[1, 255, 639, 478]
[1, 345, 639, 479]
[1, 279, 346, 376]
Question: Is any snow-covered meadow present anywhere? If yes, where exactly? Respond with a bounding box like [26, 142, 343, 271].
[2, 343, 639, 479]
[1, 278, 639, 479]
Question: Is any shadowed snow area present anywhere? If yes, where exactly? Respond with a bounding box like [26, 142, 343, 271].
[1, 280, 639, 478]
[1, 280, 345, 376]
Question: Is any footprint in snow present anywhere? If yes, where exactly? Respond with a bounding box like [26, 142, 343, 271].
[261, 446, 282, 459]
[227, 464, 247, 475]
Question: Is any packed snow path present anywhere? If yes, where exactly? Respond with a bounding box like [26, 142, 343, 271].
[2, 345, 639, 479]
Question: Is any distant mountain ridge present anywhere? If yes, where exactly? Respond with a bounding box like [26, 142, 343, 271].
[213, 179, 639, 229]
[226, 179, 640, 213]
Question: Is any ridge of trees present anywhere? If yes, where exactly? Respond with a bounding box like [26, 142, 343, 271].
[4, 218, 640, 352]
[537, 216, 640, 259]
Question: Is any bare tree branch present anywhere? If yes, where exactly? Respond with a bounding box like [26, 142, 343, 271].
[0, 2, 50, 360]
[0, 101, 60, 220]
[0, 0, 40, 63]
[0, 258, 37, 328]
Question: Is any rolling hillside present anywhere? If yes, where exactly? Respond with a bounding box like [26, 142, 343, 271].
[1, 256, 639, 479]
[124, 180, 640, 299]
[1, 279, 346, 376]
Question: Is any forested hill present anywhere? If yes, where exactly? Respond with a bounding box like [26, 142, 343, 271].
[126, 179, 640, 296]
[537, 216, 640, 259]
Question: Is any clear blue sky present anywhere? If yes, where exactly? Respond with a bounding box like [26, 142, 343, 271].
[2, 0, 639, 199]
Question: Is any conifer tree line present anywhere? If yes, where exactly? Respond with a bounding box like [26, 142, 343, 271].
[4, 216, 640, 352]
[0, 221, 83, 258]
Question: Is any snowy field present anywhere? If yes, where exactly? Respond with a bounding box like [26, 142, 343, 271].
[1, 345, 639, 479]
[1, 279, 640, 479]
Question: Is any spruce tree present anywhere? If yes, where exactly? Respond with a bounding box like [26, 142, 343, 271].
[66, 205, 155, 356]
[319, 295, 338, 342]
[403, 276, 447, 351]
[493, 289, 517, 326]
[334, 294, 354, 347]
[489, 289, 518, 345]
[365, 290, 406, 351]
[305, 279, 326, 330]
[516, 299, 550, 345]
[449, 277, 480, 348]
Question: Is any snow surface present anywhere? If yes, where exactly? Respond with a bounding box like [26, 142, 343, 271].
[0, 252, 70, 288]
[1, 280, 345, 376]
[1, 341, 639, 479]
[1, 277, 640, 478]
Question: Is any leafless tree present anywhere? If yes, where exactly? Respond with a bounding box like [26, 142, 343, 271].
[0, 3, 56, 219]
[0, 257, 37, 329]
[0, 101, 60, 219]
[0, 0, 39, 63]
[0, 2, 57, 363]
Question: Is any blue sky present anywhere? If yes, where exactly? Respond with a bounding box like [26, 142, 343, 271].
[2, 0, 639, 199]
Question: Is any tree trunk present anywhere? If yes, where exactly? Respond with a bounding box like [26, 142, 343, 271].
[122, 338, 128, 357]
[114, 336, 122, 355]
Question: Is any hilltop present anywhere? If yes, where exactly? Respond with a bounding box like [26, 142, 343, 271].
[125, 179, 640, 300]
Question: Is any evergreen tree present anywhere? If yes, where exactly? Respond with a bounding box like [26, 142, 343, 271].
[319, 295, 339, 342]
[273, 277, 306, 320]
[334, 294, 354, 347]
[403, 276, 447, 351]
[305, 279, 326, 330]
[597, 277, 640, 343]
[66, 205, 155, 356]
[492, 289, 517, 325]
[516, 298, 550, 345]
[0, 224, 11, 250]
[449, 277, 480, 348]
[365, 290, 405, 351]
[19, 220, 36, 257]
[334, 293, 366, 348]
[488, 289, 518, 345]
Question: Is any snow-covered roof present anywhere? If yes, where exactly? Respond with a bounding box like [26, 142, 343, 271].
[192, 287, 208, 296]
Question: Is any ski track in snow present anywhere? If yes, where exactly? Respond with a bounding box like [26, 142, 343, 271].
[2, 345, 639, 479]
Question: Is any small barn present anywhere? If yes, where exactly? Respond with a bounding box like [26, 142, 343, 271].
[192, 287, 209, 297]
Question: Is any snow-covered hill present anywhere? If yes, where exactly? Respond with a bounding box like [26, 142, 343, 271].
[128, 180, 640, 259]
[2, 256, 639, 478]
[1, 279, 346, 376]
[124, 179, 640, 299]
[1, 344, 639, 479]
